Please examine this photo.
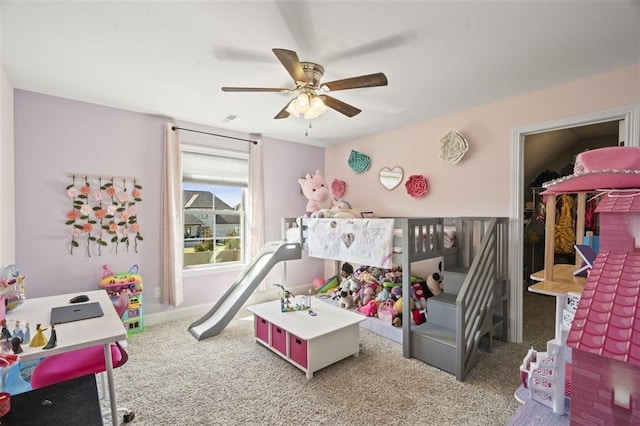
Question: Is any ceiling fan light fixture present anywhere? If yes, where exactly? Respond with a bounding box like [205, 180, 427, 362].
[304, 95, 327, 119]
[294, 93, 310, 111]
[285, 99, 300, 117]
[285, 92, 327, 119]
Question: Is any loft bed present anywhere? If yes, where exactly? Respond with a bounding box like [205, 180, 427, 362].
[283, 216, 510, 381]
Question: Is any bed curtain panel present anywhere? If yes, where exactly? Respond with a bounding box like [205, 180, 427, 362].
[307, 218, 395, 268]
[161, 123, 184, 306]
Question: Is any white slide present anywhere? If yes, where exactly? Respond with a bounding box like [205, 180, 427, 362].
[188, 241, 302, 341]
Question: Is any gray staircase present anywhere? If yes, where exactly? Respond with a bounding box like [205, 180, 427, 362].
[408, 217, 510, 381]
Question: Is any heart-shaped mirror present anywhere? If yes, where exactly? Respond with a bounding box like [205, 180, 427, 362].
[379, 166, 404, 190]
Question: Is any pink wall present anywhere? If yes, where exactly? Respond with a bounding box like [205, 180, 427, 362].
[13, 90, 324, 314]
[325, 65, 640, 218]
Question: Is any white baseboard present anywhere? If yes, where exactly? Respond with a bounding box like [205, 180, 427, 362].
[143, 304, 211, 327]
[144, 284, 312, 327]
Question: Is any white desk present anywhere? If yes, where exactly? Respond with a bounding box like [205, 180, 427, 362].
[247, 297, 365, 378]
[3, 289, 126, 426]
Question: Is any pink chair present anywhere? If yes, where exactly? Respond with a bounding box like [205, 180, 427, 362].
[30, 292, 134, 423]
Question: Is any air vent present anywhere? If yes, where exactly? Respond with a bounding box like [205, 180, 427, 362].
[221, 114, 238, 123]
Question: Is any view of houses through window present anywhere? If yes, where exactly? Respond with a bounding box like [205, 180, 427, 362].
[181, 145, 249, 269]
[183, 185, 244, 267]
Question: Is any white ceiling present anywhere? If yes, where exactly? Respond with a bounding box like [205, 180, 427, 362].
[2, 1, 639, 147]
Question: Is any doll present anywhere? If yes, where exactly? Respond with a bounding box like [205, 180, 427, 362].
[43, 324, 57, 349]
[30, 323, 48, 347]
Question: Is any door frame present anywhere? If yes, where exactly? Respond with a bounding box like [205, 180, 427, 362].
[509, 104, 640, 342]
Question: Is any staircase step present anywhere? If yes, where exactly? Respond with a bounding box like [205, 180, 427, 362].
[413, 322, 456, 346]
[426, 292, 457, 329]
[442, 267, 468, 295]
[411, 322, 457, 375]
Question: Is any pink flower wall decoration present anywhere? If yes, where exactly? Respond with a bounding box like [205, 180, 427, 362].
[66, 175, 143, 256]
[332, 179, 346, 199]
[405, 174, 429, 198]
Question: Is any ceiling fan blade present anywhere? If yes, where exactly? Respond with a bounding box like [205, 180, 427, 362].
[274, 103, 291, 119]
[212, 47, 273, 63]
[272, 48, 308, 84]
[322, 73, 388, 92]
[221, 87, 290, 93]
[321, 95, 361, 117]
[324, 32, 416, 62]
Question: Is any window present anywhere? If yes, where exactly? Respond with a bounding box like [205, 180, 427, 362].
[182, 146, 249, 269]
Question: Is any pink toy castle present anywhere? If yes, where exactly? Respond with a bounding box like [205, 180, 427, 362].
[542, 146, 640, 423]
[565, 194, 640, 423]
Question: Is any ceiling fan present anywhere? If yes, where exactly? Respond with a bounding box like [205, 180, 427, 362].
[221, 48, 388, 119]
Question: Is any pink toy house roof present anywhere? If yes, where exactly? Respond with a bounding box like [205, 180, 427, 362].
[594, 192, 640, 214]
[566, 250, 640, 367]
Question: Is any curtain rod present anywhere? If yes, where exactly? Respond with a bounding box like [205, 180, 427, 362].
[172, 126, 258, 145]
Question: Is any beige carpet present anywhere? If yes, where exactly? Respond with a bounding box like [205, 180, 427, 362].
[113, 292, 555, 425]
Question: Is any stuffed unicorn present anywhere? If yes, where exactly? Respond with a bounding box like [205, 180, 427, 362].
[299, 170, 334, 216]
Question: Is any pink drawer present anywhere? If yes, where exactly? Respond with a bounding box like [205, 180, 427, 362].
[270, 324, 287, 355]
[255, 316, 269, 344]
[289, 333, 308, 368]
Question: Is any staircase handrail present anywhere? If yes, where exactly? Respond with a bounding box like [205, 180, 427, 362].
[454, 217, 509, 380]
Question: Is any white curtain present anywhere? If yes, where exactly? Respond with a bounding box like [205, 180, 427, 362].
[161, 123, 184, 306]
[249, 134, 264, 256]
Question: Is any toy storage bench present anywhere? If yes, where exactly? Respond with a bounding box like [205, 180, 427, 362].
[246, 297, 365, 378]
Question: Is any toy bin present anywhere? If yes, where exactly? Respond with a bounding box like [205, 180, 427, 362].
[255, 316, 269, 344]
[289, 334, 308, 368]
[270, 324, 287, 356]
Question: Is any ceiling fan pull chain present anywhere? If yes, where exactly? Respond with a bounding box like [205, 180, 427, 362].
[305, 122, 312, 137]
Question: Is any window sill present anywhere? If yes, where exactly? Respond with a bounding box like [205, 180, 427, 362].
[183, 263, 246, 278]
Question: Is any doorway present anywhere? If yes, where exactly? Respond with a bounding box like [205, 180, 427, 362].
[509, 104, 640, 343]
[521, 121, 620, 346]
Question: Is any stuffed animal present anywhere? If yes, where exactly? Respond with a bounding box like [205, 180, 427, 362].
[426, 272, 443, 296]
[375, 287, 390, 302]
[384, 266, 402, 284]
[340, 276, 361, 294]
[356, 299, 378, 317]
[330, 199, 360, 218]
[360, 284, 375, 305]
[312, 198, 361, 219]
[369, 267, 386, 282]
[353, 266, 368, 281]
[392, 297, 415, 327]
[299, 170, 334, 216]
[411, 280, 429, 311]
[340, 262, 354, 279]
[390, 285, 402, 300]
[339, 290, 354, 309]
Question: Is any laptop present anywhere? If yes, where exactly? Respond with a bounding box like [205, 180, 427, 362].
[50, 302, 104, 325]
[574, 244, 598, 276]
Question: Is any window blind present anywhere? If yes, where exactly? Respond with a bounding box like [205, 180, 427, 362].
[182, 149, 249, 187]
